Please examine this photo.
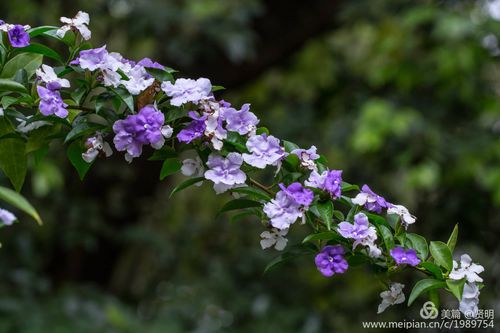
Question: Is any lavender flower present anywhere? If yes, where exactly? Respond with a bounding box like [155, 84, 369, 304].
[337, 213, 381, 258]
[73, 45, 111, 71]
[204, 153, 247, 194]
[315, 245, 349, 277]
[305, 169, 343, 199]
[7, 24, 30, 48]
[177, 111, 207, 143]
[378, 283, 405, 314]
[82, 133, 113, 163]
[113, 105, 167, 162]
[36, 65, 70, 90]
[291, 145, 320, 170]
[137, 57, 164, 70]
[278, 182, 314, 207]
[121, 65, 155, 95]
[260, 228, 288, 251]
[222, 103, 259, 135]
[37, 86, 68, 118]
[0, 208, 16, 226]
[242, 134, 286, 169]
[390, 247, 421, 266]
[181, 156, 204, 186]
[161, 78, 212, 106]
[351, 184, 389, 213]
[263, 191, 303, 230]
[459, 283, 480, 318]
[57, 11, 91, 40]
[204, 111, 227, 150]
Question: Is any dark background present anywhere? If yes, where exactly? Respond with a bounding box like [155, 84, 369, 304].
[0, 0, 499, 332]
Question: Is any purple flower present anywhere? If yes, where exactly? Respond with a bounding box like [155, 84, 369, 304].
[177, 111, 207, 143]
[337, 213, 374, 241]
[305, 169, 343, 199]
[0, 208, 16, 226]
[263, 191, 303, 230]
[222, 103, 259, 135]
[161, 78, 212, 106]
[137, 57, 164, 70]
[315, 245, 349, 277]
[291, 145, 320, 170]
[351, 184, 389, 213]
[242, 134, 286, 169]
[204, 153, 247, 194]
[279, 182, 314, 207]
[37, 86, 68, 118]
[390, 247, 421, 266]
[73, 45, 110, 71]
[113, 105, 166, 161]
[8, 24, 30, 48]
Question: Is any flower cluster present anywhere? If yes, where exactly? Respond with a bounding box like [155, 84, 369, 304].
[0, 11, 487, 319]
[113, 105, 172, 162]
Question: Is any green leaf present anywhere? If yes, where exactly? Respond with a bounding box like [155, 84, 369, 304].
[217, 199, 262, 216]
[316, 200, 334, 230]
[429, 241, 453, 271]
[66, 141, 92, 180]
[64, 122, 105, 143]
[169, 177, 205, 198]
[446, 278, 466, 301]
[159, 158, 182, 180]
[1, 96, 19, 109]
[341, 182, 359, 192]
[148, 147, 178, 161]
[225, 131, 248, 153]
[145, 68, 174, 82]
[27, 26, 58, 38]
[406, 233, 429, 260]
[365, 212, 392, 229]
[230, 186, 272, 201]
[302, 231, 342, 243]
[377, 224, 394, 251]
[212, 85, 225, 92]
[282, 154, 300, 171]
[16, 43, 63, 63]
[164, 108, 188, 122]
[264, 245, 315, 273]
[230, 210, 259, 223]
[446, 224, 459, 254]
[1, 53, 43, 79]
[282, 140, 300, 153]
[419, 261, 443, 279]
[408, 278, 446, 306]
[0, 186, 42, 225]
[0, 79, 28, 93]
[0, 137, 27, 191]
[111, 88, 134, 112]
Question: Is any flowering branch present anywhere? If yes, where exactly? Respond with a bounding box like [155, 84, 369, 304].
[0, 12, 485, 317]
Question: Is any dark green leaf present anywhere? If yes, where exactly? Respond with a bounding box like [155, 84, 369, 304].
[159, 158, 182, 180]
[17, 43, 63, 63]
[0, 79, 28, 93]
[111, 88, 134, 112]
[217, 199, 262, 216]
[316, 200, 334, 230]
[420, 261, 443, 279]
[0, 137, 27, 191]
[230, 186, 272, 201]
[1, 53, 43, 79]
[27, 26, 58, 38]
[169, 177, 205, 198]
[406, 233, 429, 260]
[377, 224, 394, 251]
[164, 108, 188, 122]
[148, 147, 178, 161]
[0, 186, 42, 225]
[429, 241, 453, 271]
[264, 245, 315, 273]
[212, 85, 225, 92]
[282, 140, 300, 153]
[64, 122, 105, 143]
[66, 141, 92, 180]
[408, 278, 446, 306]
[446, 278, 466, 301]
[446, 224, 459, 254]
[302, 231, 342, 243]
[145, 68, 174, 82]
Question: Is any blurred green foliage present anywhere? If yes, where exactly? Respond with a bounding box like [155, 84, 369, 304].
[0, 0, 499, 332]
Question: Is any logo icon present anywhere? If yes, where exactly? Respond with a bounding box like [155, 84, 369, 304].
[420, 301, 439, 319]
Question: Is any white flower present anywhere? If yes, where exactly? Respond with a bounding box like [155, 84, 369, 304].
[57, 11, 91, 40]
[204, 111, 227, 150]
[0, 22, 30, 32]
[181, 157, 204, 187]
[459, 282, 480, 318]
[377, 283, 405, 314]
[36, 64, 70, 89]
[449, 254, 484, 284]
[387, 204, 416, 228]
[260, 228, 288, 251]
[0, 107, 4, 116]
[0, 208, 17, 226]
[161, 125, 173, 139]
[120, 65, 155, 95]
[82, 133, 113, 163]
